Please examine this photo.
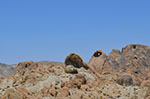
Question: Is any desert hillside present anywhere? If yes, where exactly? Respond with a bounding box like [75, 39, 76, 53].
[0, 61, 64, 77]
[0, 63, 16, 77]
[0, 44, 150, 99]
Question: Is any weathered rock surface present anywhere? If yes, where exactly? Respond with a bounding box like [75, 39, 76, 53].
[89, 44, 150, 87]
[0, 44, 150, 98]
[0, 61, 64, 77]
[88, 50, 107, 73]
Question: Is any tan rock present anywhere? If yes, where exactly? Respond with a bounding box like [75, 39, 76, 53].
[41, 88, 49, 94]
[49, 86, 58, 97]
[102, 49, 123, 74]
[9, 76, 16, 84]
[0, 76, 5, 83]
[141, 80, 150, 88]
[2, 88, 28, 99]
[15, 61, 40, 76]
[57, 87, 70, 97]
[88, 49, 107, 73]
[60, 74, 87, 89]
[64, 65, 78, 74]
[16, 87, 28, 95]
[71, 91, 83, 99]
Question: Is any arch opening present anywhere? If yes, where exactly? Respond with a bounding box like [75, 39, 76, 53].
[93, 51, 102, 57]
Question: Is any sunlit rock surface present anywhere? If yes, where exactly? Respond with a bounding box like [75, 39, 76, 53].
[0, 44, 150, 99]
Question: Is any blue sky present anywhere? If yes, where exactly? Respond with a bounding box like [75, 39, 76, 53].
[0, 0, 150, 64]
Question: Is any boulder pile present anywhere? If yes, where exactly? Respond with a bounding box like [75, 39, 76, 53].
[0, 44, 150, 99]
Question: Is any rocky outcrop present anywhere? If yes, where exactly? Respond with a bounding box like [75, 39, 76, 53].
[88, 50, 107, 73]
[0, 61, 64, 77]
[0, 44, 150, 98]
[88, 44, 150, 87]
[15, 61, 40, 76]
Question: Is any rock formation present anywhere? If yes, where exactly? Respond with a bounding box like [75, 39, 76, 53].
[88, 44, 150, 87]
[0, 44, 150, 98]
[88, 49, 107, 73]
[65, 53, 89, 69]
[0, 61, 64, 77]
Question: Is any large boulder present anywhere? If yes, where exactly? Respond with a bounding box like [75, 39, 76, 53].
[65, 53, 89, 69]
[88, 50, 107, 73]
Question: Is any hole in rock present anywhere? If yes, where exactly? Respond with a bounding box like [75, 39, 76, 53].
[134, 71, 139, 74]
[93, 52, 102, 57]
[134, 56, 138, 60]
[133, 45, 136, 49]
[25, 64, 28, 68]
[134, 70, 142, 75]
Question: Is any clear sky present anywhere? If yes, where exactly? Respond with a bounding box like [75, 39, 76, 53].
[0, 0, 150, 64]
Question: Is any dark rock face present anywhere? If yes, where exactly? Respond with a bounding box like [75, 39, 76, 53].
[88, 44, 150, 86]
[65, 53, 89, 70]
